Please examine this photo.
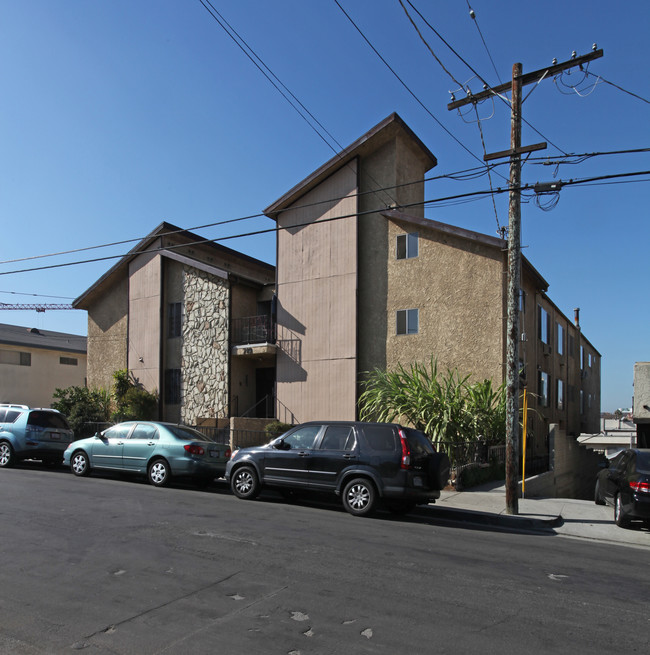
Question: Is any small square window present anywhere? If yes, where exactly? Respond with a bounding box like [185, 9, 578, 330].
[396, 309, 419, 335]
[396, 233, 418, 260]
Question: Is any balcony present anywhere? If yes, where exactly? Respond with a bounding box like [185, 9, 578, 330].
[231, 315, 276, 359]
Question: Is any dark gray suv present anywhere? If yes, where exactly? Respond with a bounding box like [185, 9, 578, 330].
[225, 421, 450, 516]
[0, 405, 74, 467]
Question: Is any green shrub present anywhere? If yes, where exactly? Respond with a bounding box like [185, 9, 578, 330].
[264, 421, 294, 439]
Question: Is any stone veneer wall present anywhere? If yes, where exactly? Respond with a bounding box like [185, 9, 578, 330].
[180, 266, 229, 425]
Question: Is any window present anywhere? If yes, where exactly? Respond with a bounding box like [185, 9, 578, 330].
[164, 369, 181, 404]
[396, 309, 419, 335]
[60, 356, 78, 366]
[538, 371, 550, 407]
[556, 324, 564, 356]
[580, 390, 585, 414]
[283, 425, 320, 450]
[396, 232, 418, 260]
[168, 302, 183, 338]
[568, 333, 575, 358]
[519, 290, 526, 313]
[556, 379, 564, 411]
[319, 425, 356, 451]
[581, 345, 585, 369]
[538, 306, 550, 345]
[0, 349, 31, 366]
[130, 424, 159, 441]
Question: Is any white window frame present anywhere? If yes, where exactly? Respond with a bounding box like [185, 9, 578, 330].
[396, 232, 419, 260]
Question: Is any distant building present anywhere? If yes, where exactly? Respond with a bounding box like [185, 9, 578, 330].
[0, 322, 87, 407]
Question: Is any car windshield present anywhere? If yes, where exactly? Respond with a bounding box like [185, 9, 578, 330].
[167, 425, 214, 442]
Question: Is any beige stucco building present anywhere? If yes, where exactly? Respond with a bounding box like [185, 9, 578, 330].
[0, 323, 87, 407]
[265, 113, 601, 457]
[74, 223, 275, 424]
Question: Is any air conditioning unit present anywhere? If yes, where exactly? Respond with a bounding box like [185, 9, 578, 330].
[542, 343, 552, 356]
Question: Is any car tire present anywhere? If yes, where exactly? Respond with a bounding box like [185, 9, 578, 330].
[230, 466, 261, 500]
[0, 441, 15, 468]
[342, 478, 377, 517]
[594, 480, 605, 505]
[70, 451, 91, 477]
[614, 494, 630, 528]
[148, 458, 171, 487]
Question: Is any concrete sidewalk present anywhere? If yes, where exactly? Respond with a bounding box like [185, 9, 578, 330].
[431, 481, 650, 549]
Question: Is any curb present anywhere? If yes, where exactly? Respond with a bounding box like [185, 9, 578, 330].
[423, 505, 563, 531]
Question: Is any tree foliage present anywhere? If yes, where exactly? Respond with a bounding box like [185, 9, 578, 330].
[358, 358, 506, 446]
[52, 386, 112, 439]
[111, 369, 158, 422]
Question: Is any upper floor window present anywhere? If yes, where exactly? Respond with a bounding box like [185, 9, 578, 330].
[168, 302, 183, 338]
[396, 233, 418, 260]
[538, 305, 551, 345]
[556, 323, 564, 356]
[556, 379, 565, 411]
[0, 349, 31, 366]
[538, 370, 550, 407]
[396, 308, 419, 335]
[519, 290, 526, 314]
[60, 356, 78, 366]
[568, 333, 575, 358]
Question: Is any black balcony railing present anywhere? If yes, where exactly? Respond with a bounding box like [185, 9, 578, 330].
[231, 315, 275, 346]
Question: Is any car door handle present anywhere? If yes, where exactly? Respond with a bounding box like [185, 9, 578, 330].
[298, 452, 310, 457]
[343, 454, 357, 459]
[117, 441, 124, 445]
[147, 442, 155, 446]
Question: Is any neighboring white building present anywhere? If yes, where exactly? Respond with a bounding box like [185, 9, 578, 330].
[0, 323, 87, 408]
[578, 417, 636, 458]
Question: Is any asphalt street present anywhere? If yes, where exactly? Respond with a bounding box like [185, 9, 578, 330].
[1, 464, 648, 654]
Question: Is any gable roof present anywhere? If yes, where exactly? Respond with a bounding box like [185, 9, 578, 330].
[73, 222, 274, 309]
[0, 323, 86, 354]
[264, 112, 437, 220]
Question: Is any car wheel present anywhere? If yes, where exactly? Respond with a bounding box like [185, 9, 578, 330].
[70, 451, 91, 477]
[614, 494, 630, 528]
[148, 458, 171, 487]
[230, 466, 261, 500]
[594, 480, 605, 505]
[0, 441, 15, 468]
[342, 478, 377, 517]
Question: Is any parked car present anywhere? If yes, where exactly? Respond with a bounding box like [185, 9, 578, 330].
[594, 448, 650, 528]
[0, 404, 74, 467]
[63, 422, 231, 487]
[225, 421, 450, 516]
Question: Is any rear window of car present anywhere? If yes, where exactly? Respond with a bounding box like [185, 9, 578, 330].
[27, 411, 70, 430]
[402, 428, 435, 456]
[362, 425, 397, 451]
[167, 425, 213, 442]
[636, 451, 650, 472]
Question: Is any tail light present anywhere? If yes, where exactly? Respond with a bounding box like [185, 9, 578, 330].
[629, 480, 650, 493]
[225, 448, 232, 460]
[184, 444, 205, 456]
[399, 430, 411, 470]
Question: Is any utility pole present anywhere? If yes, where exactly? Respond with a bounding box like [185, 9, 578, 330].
[448, 48, 603, 514]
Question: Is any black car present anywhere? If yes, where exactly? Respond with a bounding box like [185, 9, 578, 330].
[594, 448, 650, 528]
[225, 421, 450, 517]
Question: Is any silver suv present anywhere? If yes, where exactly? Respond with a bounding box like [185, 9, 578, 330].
[0, 404, 74, 467]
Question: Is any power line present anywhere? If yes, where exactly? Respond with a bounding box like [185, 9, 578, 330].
[197, 0, 398, 208]
[465, 1, 503, 85]
[1, 148, 647, 267]
[404, 0, 569, 155]
[333, 0, 487, 168]
[584, 70, 650, 105]
[1, 169, 647, 278]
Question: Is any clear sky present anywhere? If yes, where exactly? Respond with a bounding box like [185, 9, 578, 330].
[1, 1, 648, 412]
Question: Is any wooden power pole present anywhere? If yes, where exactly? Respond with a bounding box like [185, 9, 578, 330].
[448, 48, 603, 514]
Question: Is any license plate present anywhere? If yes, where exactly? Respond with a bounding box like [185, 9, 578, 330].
[413, 476, 424, 488]
[50, 433, 61, 441]
[209, 450, 218, 458]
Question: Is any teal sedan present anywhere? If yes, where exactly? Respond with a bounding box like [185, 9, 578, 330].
[63, 422, 231, 487]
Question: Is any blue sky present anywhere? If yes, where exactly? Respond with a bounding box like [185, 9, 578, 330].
[0, 1, 648, 412]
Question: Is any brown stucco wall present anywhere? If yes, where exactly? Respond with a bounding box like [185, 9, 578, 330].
[85, 274, 128, 392]
[385, 220, 505, 384]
